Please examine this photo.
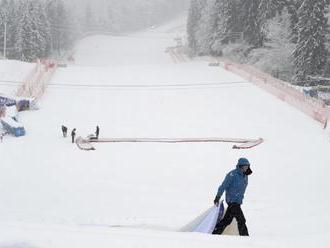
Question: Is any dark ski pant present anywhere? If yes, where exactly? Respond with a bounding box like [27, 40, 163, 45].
[212, 203, 249, 236]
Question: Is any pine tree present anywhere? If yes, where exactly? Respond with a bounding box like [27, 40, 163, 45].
[241, 0, 265, 48]
[14, 0, 34, 61]
[222, 0, 241, 44]
[258, 0, 289, 47]
[261, 8, 295, 77]
[12, 0, 51, 61]
[210, 0, 241, 56]
[31, 2, 52, 59]
[287, 0, 300, 43]
[27, 0, 45, 61]
[187, 0, 207, 55]
[0, 0, 7, 56]
[47, 0, 71, 56]
[39, 2, 52, 58]
[293, 0, 329, 84]
[7, 0, 21, 59]
[195, 0, 217, 55]
[259, 0, 287, 21]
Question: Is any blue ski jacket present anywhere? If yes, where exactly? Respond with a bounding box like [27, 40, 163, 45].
[216, 164, 248, 204]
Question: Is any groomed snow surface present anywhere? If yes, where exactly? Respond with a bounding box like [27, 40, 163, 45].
[1, 17, 330, 247]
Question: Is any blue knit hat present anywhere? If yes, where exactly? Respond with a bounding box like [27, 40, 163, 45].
[237, 157, 250, 167]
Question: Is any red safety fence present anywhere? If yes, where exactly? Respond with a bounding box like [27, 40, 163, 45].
[17, 59, 57, 99]
[16, 63, 39, 97]
[220, 59, 330, 127]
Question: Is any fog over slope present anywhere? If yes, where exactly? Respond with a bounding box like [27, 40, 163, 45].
[67, 0, 189, 32]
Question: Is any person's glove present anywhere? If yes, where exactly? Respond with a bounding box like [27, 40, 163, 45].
[214, 196, 220, 206]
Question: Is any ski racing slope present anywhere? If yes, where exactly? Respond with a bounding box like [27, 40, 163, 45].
[1, 17, 330, 247]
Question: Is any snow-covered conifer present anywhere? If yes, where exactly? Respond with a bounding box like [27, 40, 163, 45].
[241, 0, 265, 48]
[259, 0, 286, 21]
[13, 0, 36, 61]
[47, 0, 71, 55]
[0, 0, 10, 56]
[32, 2, 51, 58]
[293, 0, 329, 84]
[287, 0, 300, 43]
[195, 0, 217, 56]
[211, 0, 241, 56]
[187, 0, 207, 55]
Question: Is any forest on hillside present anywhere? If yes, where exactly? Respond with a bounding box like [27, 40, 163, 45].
[187, 0, 330, 96]
[0, 0, 188, 61]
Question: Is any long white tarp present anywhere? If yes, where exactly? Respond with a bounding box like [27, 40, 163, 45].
[180, 201, 224, 234]
[193, 201, 224, 234]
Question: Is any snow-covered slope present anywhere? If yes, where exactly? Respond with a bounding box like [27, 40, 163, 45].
[1, 17, 330, 248]
[0, 60, 35, 96]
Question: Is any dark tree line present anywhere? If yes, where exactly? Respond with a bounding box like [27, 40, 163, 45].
[0, 0, 188, 62]
[0, 0, 72, 62]
[83, 0, 188, 33]
[187, 0, 330, 85]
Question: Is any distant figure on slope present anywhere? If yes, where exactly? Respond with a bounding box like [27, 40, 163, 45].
[0, 132, 3, 143]
[71, 128, 76, 143]
[324, 119, 328, 130]
[95, 125, 100, 139]
[61, 125, 68, 137]
[212, 158, 253, 236]
[68, 54, 75, 63]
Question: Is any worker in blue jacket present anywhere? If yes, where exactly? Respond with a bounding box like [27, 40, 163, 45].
[212, 157, 252, 236]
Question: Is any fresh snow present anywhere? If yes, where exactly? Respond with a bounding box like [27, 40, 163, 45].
[0, 17, 330, 247]
[2, 105, 18, 120]
[0, 60, 36, 96]
[0, 117, 23, 128]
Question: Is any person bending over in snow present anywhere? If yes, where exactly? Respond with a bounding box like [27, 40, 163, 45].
[212, 157, 253, 236]
[61, 125, 68, 137]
